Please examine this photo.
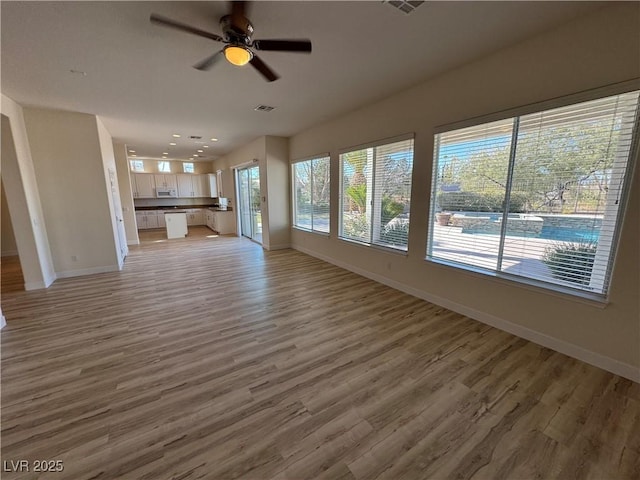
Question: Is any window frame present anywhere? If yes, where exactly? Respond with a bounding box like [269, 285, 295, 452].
[291, 153, 331, 235]
[157, 161, 171, 173]
[129, 159, 144, 172]
[425, 81, 640, 302]
[183, 162, 195, 173]
[338, 133, 415, 253]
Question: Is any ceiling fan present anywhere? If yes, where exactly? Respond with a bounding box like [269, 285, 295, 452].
[150, 1, 312, 82]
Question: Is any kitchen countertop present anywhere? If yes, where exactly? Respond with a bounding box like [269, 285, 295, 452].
[135, 206, 232, 212]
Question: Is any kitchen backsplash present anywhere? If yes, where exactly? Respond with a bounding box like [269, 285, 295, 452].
[134, 198, 216, 208]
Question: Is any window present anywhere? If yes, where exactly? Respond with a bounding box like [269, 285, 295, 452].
[130, 160, 144, 172]
[427, 90, 639, 297]
[183, 162, 195, 173]
[292, 155, 330, 233]
[339, 136, 414, 251]
[158, 161, 171, 173]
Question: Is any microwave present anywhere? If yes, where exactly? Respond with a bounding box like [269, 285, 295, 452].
[156, 188, 177, 198]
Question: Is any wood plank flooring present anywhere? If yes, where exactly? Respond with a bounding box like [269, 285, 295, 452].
[1, 227, 638, 480]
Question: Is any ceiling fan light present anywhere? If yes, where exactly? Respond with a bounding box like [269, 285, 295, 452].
[224, 45, 252, 66]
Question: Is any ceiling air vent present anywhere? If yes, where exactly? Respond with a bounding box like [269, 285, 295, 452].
[189, 135, 202, 139]
[384, 0, 424, 15]
[254, 105, 275, 112]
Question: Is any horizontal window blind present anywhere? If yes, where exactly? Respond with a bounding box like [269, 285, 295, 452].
[340, 137, 414, 250]
[292, 156, 330, 233]
[427, 90, 639, 296]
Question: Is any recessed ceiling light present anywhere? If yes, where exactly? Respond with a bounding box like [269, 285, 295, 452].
[197, 149, 204, 153]
[172, 134, 181, 138]
[131, 154, 137, 157]
[194, 154, 199, 157]
[128, 149, 135, 153]
[162, 152, 169, 155]
[162, 156, 167, 159]
[210, 138, 218, 142]
[203, 145, 209, 148]
[169, 142, 177, 146]
[189, 157, 194, 160]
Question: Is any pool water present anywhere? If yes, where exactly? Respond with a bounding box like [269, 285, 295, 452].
[538, 226, 599, 243]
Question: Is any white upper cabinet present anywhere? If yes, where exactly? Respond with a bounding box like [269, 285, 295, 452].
[208, 173, 218, 198]
[154, 174, 177, 190]
[177, 174, 195, 197]
[132, 173, 155, 198]
[177, 174, 209, 198]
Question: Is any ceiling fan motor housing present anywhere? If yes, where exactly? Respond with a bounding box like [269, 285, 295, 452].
[220, 15, 253, 46]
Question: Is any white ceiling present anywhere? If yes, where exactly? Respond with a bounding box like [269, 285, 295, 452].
[1, 1, 606, 162]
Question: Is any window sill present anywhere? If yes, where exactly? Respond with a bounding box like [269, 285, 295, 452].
[338, 237, 409, 256]
[292, 226, 330, 237]
[425, 257, 608, 308]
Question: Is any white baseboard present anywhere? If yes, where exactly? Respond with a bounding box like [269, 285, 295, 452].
[264, 243, 291, 251]
[56, 264, 120, 279]
[1, 250, 19, 257]
[127, 240, 140, 246]
[293, 245, 640, 383]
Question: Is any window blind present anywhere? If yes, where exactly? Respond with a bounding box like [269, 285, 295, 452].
[427, 90, 639, 296]
[340, 137, 414, 251]
[292, 156, 330, 233]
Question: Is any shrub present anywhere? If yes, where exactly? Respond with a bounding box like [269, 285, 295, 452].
[380, 221, 409, 247]
[542, 241, 597, 286]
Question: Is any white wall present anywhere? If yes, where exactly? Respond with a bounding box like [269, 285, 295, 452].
[113, 141, 139, 245]
[287, 4, 640, 379]
[264, 136, 290, 250]
[212, 136, 267, 237]
[0, 96, 55, 289]
[23, 108, 120, 277]
[132, 158, 214, 174]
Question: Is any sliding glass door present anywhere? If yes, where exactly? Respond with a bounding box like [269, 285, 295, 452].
[237, 165, 262, 243]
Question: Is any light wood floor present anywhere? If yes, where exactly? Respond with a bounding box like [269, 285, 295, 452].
[1, 227, 638, 480]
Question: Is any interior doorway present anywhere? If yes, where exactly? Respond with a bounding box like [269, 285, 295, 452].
[236, 165, 262, 244]
[1, 179, 24, 293]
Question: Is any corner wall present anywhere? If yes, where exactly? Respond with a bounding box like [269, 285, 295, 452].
[288, 3, 640, 379]
[23, 107, 120, 277]
[0, 96, 55, 289]
[113, 141, 139, 245]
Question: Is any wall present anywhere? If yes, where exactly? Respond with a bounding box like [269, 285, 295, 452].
[0, 96, 55, 289]
[113, 141, 139, 245]
[96, 117, 126, 267]
[131, 158, 214, 174]
[23, 108, 120, 277]
[1, 181, 18, 256]
[264, 136, 290, 249]
[288, 3, 640, 379]
[212, 136, 266, 236]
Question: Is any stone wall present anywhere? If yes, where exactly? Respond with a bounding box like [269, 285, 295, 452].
[450, 214, 544, 235]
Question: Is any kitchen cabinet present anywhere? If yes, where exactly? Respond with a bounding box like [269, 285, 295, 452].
[206, 210, 235, 234]
[205, 210, 216, 231]
[215, 211, 235, 235]
[193, 175, 208, 197]
[208, 173, 219, 198]
[186, 209, 205, 226]
[132, 173, 155, 198]
[154, 174, 177, 190]
[135, 210, 160, 229]
[177, 174, 208, 198]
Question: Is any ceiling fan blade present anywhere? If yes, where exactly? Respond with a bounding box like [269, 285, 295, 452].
[150, 13, 224, 43]
[252, 39, 312, 53]
[249, 55, 279, 82]
[230, 1, 251, 34]
[193, 51, 224, 71]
